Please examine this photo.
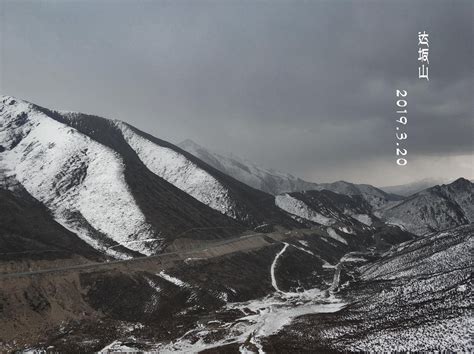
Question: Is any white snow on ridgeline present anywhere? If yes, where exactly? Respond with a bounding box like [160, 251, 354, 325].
[275, 194, 334, 226]
[157, 271, 188, 288]
[116, 122, 237, 219]
[326, 228, 348, 245]
[0, 96, 160, 256]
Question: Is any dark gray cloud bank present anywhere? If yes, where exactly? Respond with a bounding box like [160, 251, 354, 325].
[1, 0, 472, 186]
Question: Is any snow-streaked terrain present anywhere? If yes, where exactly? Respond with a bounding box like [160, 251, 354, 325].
[272, 224, 473, 352]
[157, 271, 189, 288]
[117, 123, 238, 219]
[348, 213, 373, 226]
[275, 194, 334, 226]
[0, 96, 160, 256]
[148, 293, 344, 353]
[326, 228, 348, 245]
[143, 243, 346, 353]
[382, 178, 473, 235]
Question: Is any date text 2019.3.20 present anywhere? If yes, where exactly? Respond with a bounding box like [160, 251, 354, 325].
[395, 90, 408, 166]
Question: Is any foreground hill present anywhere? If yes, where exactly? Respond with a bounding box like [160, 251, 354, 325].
[268, 223, 473, 351]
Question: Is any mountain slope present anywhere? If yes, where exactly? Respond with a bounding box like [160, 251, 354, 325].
[118, 124, 238, 219]
[268, 224, 473, 351]
[0, 186, 104, 262]
[111, 123, 300, 228]
[274, 189, 413, 250]
[382, 178, 473, 235]
[275, 190, 375, 231]
[0, 96, 302, 258]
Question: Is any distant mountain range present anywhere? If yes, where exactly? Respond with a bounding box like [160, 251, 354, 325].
[178, 139, 319, 195]
[178, 139, 474, 236]
[380, 177, 459, 196]
[178, 139, 403, 210]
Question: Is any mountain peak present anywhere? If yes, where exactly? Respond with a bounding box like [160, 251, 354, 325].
[449, 177, 471, 187]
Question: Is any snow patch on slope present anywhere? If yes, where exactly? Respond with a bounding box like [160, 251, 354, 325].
[157, 271, 188, 288]
[275, 194, 334, 226]
[117, 122, 237, 219]
[348, 213, 373, 226]
[326, 228, 348, 245]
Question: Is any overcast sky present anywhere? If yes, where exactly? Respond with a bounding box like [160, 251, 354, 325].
[1, 0, 472, 186]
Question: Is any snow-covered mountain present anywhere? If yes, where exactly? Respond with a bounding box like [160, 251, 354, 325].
[0, 97, 160, 258]
[178, 139, 403, 210]
[178, 139, 319, 195]
[382, 178, 474, 235]
[0, 96, 301, 258]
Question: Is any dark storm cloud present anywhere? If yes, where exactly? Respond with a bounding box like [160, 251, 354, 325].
[1, 0, 472, 185]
